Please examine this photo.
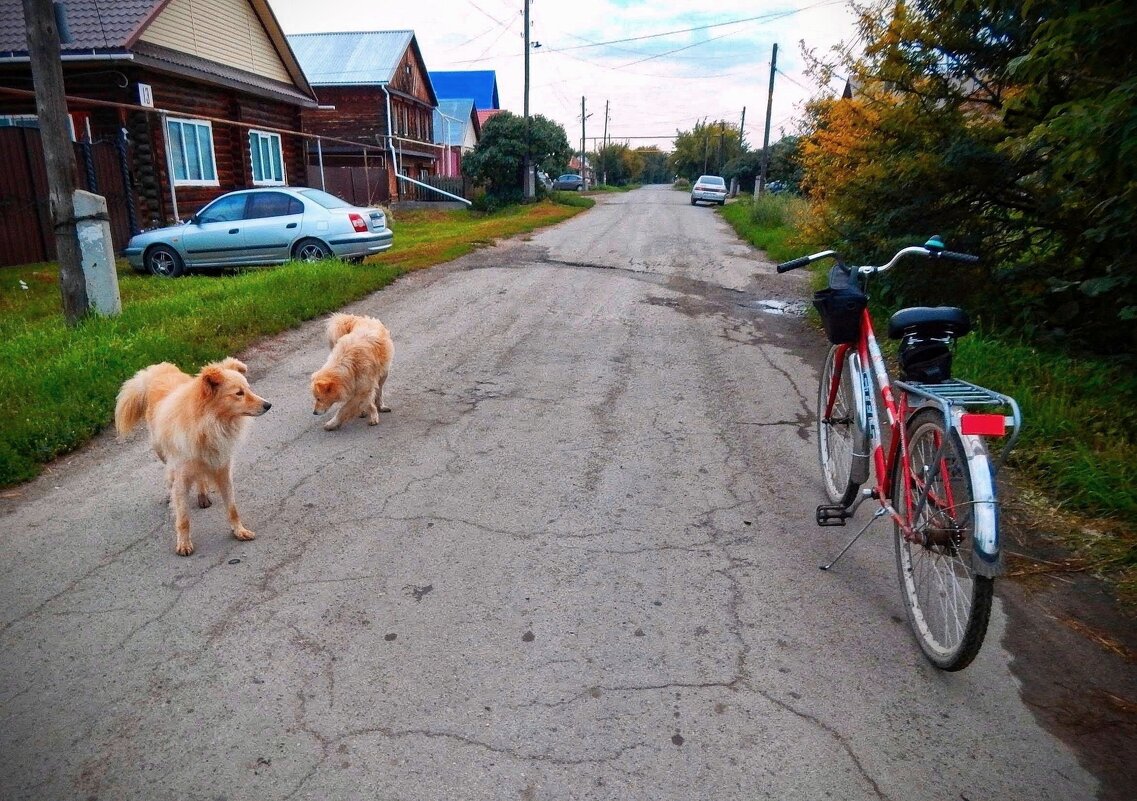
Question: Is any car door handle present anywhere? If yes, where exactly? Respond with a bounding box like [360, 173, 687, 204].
[229, 228, 239, 234]
[286, 222, 297, 229]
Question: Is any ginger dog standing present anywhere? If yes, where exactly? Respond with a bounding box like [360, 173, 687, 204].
[115, 357, 272, 555]
[310, 313, 394, 430]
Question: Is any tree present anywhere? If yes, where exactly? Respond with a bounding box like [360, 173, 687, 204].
[668, 120, 745, 180]
[798, 0, 1137, 354]
[722, 137, 803, 193]
[635, 146, 670, 184]
[462, 112, 572, 201]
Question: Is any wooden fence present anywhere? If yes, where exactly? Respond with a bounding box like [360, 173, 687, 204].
[0, 127, 136, 267]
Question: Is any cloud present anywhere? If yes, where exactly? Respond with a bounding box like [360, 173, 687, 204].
[269, 0, 856, 149]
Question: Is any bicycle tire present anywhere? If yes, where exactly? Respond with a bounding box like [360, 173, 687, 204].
[817, 344, 869, 506]
[892, 408, 994, 671]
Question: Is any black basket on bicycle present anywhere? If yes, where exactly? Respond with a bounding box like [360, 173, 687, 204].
[813, 264, 868, 344]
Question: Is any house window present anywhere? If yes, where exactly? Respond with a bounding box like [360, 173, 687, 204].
[0, 113, 89, 141]
[166, 118, 218, 186]
[248, 130, 285, 185]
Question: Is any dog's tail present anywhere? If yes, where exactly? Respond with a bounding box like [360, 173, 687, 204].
[326, 313, 359, 348]
[114, 364, 164, 436]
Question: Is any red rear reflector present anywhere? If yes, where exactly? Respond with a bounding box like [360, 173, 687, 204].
[960, 413, 1006, 436]
[348, 213, 368, 232]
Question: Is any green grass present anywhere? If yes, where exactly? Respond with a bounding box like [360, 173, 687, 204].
[719, 195, 813, 264]
[0, 200, 587, 487]
[548, 191, 596, 208]
[588, 183, 641, 193]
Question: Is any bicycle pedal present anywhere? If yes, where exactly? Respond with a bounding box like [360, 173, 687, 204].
[816, 505, 851, 526]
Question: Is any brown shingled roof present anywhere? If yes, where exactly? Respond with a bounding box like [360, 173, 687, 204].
[0, 0, 159, 53]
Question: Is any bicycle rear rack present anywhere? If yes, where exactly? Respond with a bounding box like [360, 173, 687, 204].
[895, 378, 1022, 471]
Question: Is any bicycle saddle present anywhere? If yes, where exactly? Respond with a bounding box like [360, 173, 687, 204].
[887, 306, 971, 339]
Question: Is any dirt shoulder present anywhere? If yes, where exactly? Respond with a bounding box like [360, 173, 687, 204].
[1000, 487, 1137, 801]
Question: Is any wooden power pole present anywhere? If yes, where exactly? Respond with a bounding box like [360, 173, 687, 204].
[22, 0, 87, 324]
[755, 43, 778, 198]
[602, 99, 608, 185]
[580, 96, 586, 189]
[522, 0, 532, 199]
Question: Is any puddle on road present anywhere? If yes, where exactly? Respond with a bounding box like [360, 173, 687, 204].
[743, 299, 808, 316]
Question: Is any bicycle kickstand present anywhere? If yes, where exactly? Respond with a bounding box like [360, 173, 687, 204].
[819, 506, 890, 571]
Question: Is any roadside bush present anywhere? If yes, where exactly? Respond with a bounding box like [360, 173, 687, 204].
[673, 177, 690, 191]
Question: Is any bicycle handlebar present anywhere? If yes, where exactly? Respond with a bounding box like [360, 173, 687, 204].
[775, 241, 979, 275]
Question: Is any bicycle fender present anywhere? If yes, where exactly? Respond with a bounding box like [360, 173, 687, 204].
[956, 424, 1003, 577]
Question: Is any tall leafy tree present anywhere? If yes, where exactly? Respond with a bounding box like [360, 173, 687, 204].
[669, 120, 745, 180]
[462, 112, 572, 200]
[635, 146, 671, 184]
[799, 0, 1137, 353]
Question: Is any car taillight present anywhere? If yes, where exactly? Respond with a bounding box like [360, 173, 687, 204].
[348, 213, 368, 232]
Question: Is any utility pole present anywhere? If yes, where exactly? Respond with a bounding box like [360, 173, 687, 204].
[522, 0, 533, 199]
[718, 121, 725, 175]
[756, 42, 778, 198]
[602, 99, 608, 185]
[739, 106, 747, 147]
[580, 95, 586, 190]
[22, 0, 87, 324]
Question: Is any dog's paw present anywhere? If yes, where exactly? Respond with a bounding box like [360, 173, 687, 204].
[323, 419, 342, 431]
[379, 405, 392, 413]
[367, 414, 380, 426]
[197, 493, 212, 509]
[234, 526, 256, 541]
[176, 541, 195, 556]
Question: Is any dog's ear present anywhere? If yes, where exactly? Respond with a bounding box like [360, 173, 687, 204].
[199, 365, 225, 397]
[313, 378, 335, 396]
[217, 357, 247, 374]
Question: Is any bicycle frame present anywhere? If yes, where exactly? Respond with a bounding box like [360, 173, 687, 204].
[823, 306, 1010, 577]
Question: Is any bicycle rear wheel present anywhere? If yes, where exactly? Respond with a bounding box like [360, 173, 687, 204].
[892, 408, 993, 671]
[817, 344, 868, 506]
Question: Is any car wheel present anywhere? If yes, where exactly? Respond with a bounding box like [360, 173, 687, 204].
[146, 244, 185, 278]
[575, 185, 583, 192]
[293, 238, 331, 262]
[690, 198, 696, 206]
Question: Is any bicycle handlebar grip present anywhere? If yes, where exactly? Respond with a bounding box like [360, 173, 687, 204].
[940, 250, 980, 264]
[776, 256, 811, 273]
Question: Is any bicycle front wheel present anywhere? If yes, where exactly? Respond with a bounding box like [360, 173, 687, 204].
[892, 408, 994, 671]
[817, 344, 868, 506]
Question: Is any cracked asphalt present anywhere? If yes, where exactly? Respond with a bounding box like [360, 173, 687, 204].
[0, 186, 1099, 800]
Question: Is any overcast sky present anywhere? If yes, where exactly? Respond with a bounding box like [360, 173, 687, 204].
[267, 0, 858, 152]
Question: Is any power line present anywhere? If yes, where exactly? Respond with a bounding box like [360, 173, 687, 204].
[547, 1, 843, 54]
[450, 0, 845, 65]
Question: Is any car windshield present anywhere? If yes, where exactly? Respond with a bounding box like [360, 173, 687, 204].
[296, 188, 352, 209]
[697, 176, 725, 186]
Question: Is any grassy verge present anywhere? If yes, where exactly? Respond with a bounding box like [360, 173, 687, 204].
[588, 183, 641, 193]
[723, 193, 1137, 599]
[0, 200, 586, 487]
[719, 194, 813, 264]
[547, 191, 596, 208]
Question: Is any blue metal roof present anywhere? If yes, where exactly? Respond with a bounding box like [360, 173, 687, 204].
[429, 70, 499, 109]
[433, 99, 475, 145]
[287, 31, 414, 86]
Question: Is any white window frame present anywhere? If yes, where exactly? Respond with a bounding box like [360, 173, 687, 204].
[165, 117, 219, 187]
[0, 113, 88, 141]
[248, 129, 285, 186]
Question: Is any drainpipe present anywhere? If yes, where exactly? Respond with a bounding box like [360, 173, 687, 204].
[380, 84, 399, 201]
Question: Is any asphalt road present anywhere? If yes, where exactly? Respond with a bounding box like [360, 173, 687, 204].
[0, 186, 1102, 800]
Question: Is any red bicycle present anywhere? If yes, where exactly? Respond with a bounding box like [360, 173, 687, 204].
[777, 237, 1022, 671]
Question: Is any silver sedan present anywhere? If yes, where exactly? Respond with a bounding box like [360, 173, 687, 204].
[690, 174, 728, 206]
[123, 187, 394, 277]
